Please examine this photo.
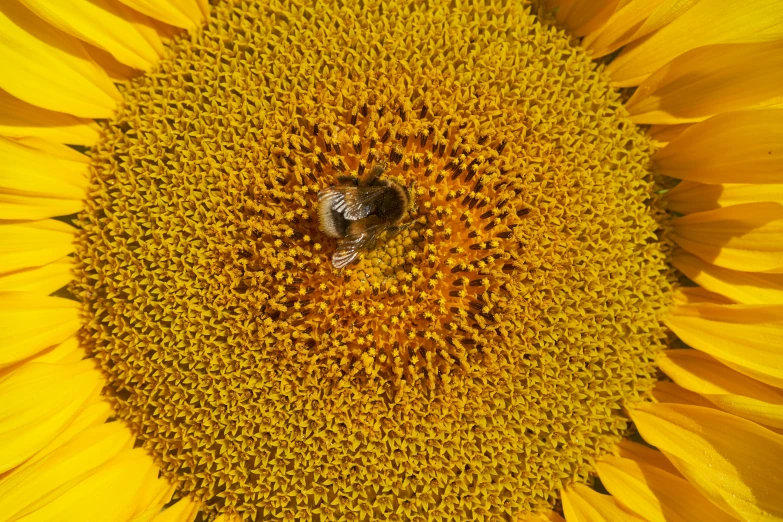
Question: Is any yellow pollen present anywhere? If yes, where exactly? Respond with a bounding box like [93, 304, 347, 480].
[72, 0, 673, 520]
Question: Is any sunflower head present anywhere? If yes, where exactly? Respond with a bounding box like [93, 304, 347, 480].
[2, 0, 782, 521]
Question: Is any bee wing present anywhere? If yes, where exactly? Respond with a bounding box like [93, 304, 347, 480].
[318, 186, 353, 213]
[320, 185, 388, 221]
[342, 186, 389, 220]
[331, 223, 386, 269]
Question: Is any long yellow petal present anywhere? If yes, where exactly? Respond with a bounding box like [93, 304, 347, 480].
[660, 350, 783, 428]
[131, 484, 178, 522]
[22, 335, 81, 366]
[626, 41, 783, 125]
[605, 0, 783, 87]
[31, 449, 169, 522]
[582, 0, 699, 58]
[0, 89, 99, 146]
[195, 0, 209, 18]
[673, 286, 734, 306]
[667, 182, 783, 215]
[0, 335, 81, 381]
[666, 299, 783, 388]
[631, 403, 783, 522]
[673, 251, 783, 305]
[0, 401, 110, 481]
[0, 292, 80, 368]
[672, 202, 783, 274]
[116, 0, 203, 29]
[0, 137, 86, 220]
[596, 456, 737, 522]
[551, 0, 623, 37]
[654, 110, 783, 183]
[647, 122, 694, 145]
[562, 483, 643, 522]
[12, 136, 90, 164]
[84, 42, 139, 82]
[523, 512, 567, 522]
[2, 135, 89, 187]
[616, 439, 682, 478]
[19, 0, 163, 70]
[0, 421, 133, 521]
[0, 220, 75, 274]
[0, 0, 120, 118]
[652, 381, 716, 407]
[0, 257, 72, 295]
[147, 497, 200, 522]
[0, 360, 103, 473]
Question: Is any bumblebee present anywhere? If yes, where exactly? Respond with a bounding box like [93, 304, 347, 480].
[318, 162, 415, 269]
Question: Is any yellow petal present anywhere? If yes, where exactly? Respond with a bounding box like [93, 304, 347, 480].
[631, 402, 783, 522]
[84, 42, 140, 82]
[667, 181, 783, 215]
[130, 480, 177, 522]
[553, 0, 623, 37]
[11, 136, 92, 191]
[672, 202, 783, 273]
[520, 511, 567, 522]
[195, 0, 209, 18]
[0, 137, 86, 220]
[626, 40, 783, 125]
[0, 401, 110, 480]
[148, 498, 200, 522]
[12, 136, 90, 164]
[0, 334, 81, 381]
[37, 451, 162, 522]
[0, 0, 121, 118]
[0, 360, 103, 473]
[145, 17, 183, 43]
[0, 422, 133, 521]
[616, 439, 681, 478]
[116, 0, 203, 29]
[0, 292, 80, 367]
[106, 452, 173, 522]
[3, 134, 89, 185]
[0, 89, 99, 146]
[654, 110, 783, 183]
[0, 257, 72, 295]
[647, 122, 694, 146]
[596, 456, 737, 522]
[0, 219, 75, 275]
[18, 0, 163, 70]
[660, 349, 783, 428]
[673, 251, 783, 305]
[652, 381, 716, 407]
[667, 299, 783, 388]
[24, 336, 81, 366]
[606, 0, 783, 87]
[673, 286, 733, 306]
[582, 0, 699, 58]
[562, 483, 644, 522]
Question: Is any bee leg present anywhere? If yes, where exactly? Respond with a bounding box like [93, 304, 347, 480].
[336, 175, 360, 186]
[364, 161, 388, 186]
[407, 180, 418, 213]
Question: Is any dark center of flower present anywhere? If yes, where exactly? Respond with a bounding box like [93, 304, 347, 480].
[74, 0, 672, 519]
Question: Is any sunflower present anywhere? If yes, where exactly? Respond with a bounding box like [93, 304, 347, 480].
[1, 0, 782, 520]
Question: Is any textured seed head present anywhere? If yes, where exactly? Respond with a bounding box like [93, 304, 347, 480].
[73, 0, 673, 520]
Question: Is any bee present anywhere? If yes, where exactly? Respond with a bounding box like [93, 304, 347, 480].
[318, 162, 415, 269]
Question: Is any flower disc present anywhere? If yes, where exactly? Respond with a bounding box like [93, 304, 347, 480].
[74, 0, 672, 519]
